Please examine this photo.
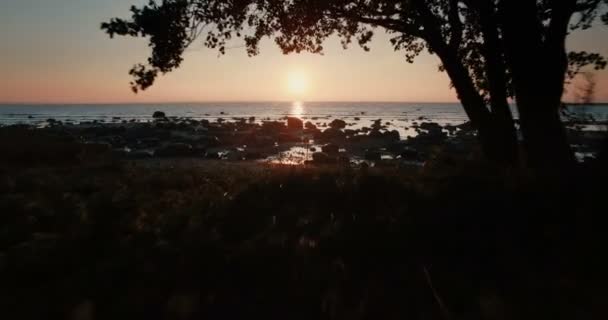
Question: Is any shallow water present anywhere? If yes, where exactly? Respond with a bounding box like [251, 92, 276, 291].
[2, 101, 606, 140]
[1, 102, 606, 166]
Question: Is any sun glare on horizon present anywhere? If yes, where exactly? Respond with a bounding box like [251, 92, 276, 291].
[286, 71, 309, 98]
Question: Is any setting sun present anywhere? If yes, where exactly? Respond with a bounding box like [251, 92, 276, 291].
[286, 71, 309, 97]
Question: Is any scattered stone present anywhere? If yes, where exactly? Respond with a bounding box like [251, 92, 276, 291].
[444, 124, 458, 134]
[318, 128, 346, 142]
[368, 130, 384, 139]
[304, 121, 317, 130]
[420, 122, 442, 131]
[152, 111, 166, 119]
[329, 119, 347, 129]
[384, 130, 400, 142]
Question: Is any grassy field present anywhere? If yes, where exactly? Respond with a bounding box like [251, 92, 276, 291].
[0, 135, 607, 319]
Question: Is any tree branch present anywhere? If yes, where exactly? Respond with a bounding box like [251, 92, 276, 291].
[448, 0, 463, 50]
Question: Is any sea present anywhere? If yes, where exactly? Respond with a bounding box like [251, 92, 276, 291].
[1, 102, 607, 138]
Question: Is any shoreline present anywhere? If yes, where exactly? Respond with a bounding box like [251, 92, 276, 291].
[1, 111, 606, 167]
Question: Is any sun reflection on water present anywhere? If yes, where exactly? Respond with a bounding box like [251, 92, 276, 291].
[291, 101, 304, 117]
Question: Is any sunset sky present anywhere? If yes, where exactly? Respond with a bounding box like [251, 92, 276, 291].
[1, 0, 607, 104]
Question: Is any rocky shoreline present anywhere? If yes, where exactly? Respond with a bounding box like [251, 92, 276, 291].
[1, 111, 605, 166]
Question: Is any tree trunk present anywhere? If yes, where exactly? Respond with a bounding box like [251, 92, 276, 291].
[436, 45, 518, 164]
[498, 1, 575, 170]
[477, 0, 520, 166]
[413, 0, 519, 165]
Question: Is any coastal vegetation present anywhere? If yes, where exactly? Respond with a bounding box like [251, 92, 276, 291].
[1, 0, 608, 319]
[1, 125, 606, 319]
[102, 0, 608, 169]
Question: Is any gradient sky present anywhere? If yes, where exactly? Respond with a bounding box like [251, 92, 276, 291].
[1, 0, 607, 103]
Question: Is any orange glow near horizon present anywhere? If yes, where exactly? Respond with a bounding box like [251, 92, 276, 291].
[0, 1, 607, 104]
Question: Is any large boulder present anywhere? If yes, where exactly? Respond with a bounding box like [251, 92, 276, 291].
[287, 117, 304, 130]
[318, 128, 346, 142]
[368, 129, 384, 139]
[304, 121, 317, 130]
[372, 119, 383, 130]
[329, 119, 347, 129]
[152, 111, 166, 119]
[384, 130, 401, 142]
[322, 143, 340, 155]
[420, 122, 442, 132]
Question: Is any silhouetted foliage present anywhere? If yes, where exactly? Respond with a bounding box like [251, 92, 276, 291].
[103, 0, 608, 170]
[1, 156, 607, 319]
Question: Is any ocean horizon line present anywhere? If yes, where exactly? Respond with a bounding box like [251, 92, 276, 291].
[0, 100, 463, 106]
[1, 101, 607, 106]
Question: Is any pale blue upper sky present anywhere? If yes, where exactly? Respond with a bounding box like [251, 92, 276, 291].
[1, 0, 607, 103]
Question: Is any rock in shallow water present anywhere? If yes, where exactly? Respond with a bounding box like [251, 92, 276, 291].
[329, 119, 347, 129]
[304, 121, 317, 130]
[287, 117, 304, 130]
[318, 128, 346, 142]
[384, 130, 400, 142]
[152, 111, 166, 119]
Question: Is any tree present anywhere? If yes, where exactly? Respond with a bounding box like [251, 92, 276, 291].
[102, 0, 608, 170]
